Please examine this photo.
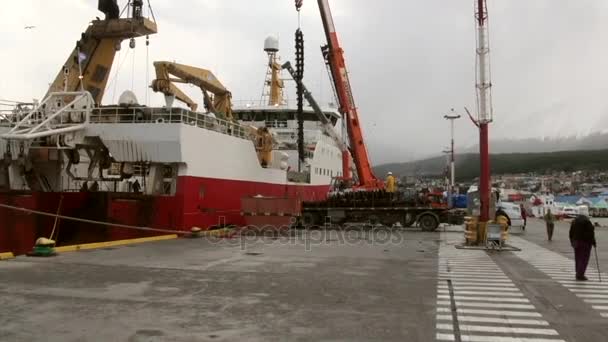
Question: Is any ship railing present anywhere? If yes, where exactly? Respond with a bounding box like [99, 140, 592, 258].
[233, 99, 339, 111]
[89, 106, 251, 140]
[1, 92, 93, 141]
[266, 120, 289, 128]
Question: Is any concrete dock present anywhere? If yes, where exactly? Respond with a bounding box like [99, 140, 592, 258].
[2, 221, 608, 341]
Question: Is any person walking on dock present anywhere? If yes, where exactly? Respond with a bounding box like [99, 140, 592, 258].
[520, 204, 527, 231]
[544, 209, 555, 241]
[570, 214, 597, 281]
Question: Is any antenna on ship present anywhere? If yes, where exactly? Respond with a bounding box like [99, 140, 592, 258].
[260, 36, 285, 107]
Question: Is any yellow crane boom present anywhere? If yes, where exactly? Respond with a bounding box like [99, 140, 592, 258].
[46, 1, 157, 104]
[151, 61, 233, 121]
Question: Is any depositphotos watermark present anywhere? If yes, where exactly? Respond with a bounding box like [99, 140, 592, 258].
[207, 219, 407, 251]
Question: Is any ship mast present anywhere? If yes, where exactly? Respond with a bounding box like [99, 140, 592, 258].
[262, 36, 285, 106]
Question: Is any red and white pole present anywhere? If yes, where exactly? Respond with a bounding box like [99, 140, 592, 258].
[475, 0, 493, 222]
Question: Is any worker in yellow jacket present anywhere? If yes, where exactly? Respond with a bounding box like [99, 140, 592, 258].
[386, 172, 396, 193]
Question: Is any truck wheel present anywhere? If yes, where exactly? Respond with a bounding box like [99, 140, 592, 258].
[302, 212, 318, 227]
[401, 213, 415, 228]
[369, 215, 379, 225]
[419, 214, 439, 232]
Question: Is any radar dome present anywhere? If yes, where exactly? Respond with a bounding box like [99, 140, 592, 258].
[118, 90, 139, 106]
[264, 36, 279, 52]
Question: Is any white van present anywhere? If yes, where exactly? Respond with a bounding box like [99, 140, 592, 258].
[497, 202, 525, 233]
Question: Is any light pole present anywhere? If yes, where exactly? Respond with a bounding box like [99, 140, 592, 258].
[444, 109, 461, 208]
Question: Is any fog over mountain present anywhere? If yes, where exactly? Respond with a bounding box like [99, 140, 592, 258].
[461, 132, 608, 154]
[374, 132, 608, 179]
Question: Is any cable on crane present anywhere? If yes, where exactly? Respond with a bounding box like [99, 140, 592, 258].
[295, 29, 305, 170]
[145, 35, 150, 106]
[295, 0, 303, 27]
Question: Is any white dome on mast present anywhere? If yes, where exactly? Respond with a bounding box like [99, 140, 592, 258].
[264, 36, 279, 53]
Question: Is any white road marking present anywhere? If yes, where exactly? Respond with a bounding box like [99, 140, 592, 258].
[583, 299, 608, 304]
[577, 294, 608, 298]
[443, 301, 536, 309]
[453, 336, 564, 342]
[436, 235, 563, 341]
[437, 323, 559, 335]
[511, 236, 608, 319]
[437, 295, 530, 303]
[437, 290, 524, 297]
[436, 333, 455, 341]
[436, 314, 550, 326]
[437, 286, 520, 292]
[436, 307, 543, 317]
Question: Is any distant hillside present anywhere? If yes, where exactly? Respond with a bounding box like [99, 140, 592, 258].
[463, 132, 608, 154]
[374, 149, 608, 180]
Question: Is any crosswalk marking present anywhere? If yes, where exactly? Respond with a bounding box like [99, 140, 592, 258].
[436, 234, 563, 341]
[577, 293, 608, 298]
[436, 314, 549, 326]
[511, 236, 608, 319]
[584, 299, 608, 304]
[437, 334, 565, 342]
[446, 296, 530, 303]
[437, 286, 521, 292]
[438, 290, 525, 297]
[436, 307, 543, 317]
[437, 323, 559, 335]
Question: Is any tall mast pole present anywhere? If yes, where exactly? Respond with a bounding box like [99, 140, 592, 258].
[444, 110, 461, 209]
[475, 0, 493, 223]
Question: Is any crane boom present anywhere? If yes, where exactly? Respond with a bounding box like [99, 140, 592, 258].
[282, 61, 346, 152]
[46, 2, 157, 104]
[151, 61, 233, 120]
[317, 0, 382, 190]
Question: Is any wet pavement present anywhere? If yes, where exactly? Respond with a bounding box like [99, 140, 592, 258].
[1, 221, 608, 341]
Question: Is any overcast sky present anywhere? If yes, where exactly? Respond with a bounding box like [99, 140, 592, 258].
[1, 0, 608, 165]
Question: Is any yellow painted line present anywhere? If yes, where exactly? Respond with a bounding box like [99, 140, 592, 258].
[55, 234, 178, 253]
[202, 228, 234, 237]
[0, 252, 15, 260]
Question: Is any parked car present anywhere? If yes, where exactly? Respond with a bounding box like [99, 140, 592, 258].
[497, 202, 525, 232]
[562, 206, 578, 218]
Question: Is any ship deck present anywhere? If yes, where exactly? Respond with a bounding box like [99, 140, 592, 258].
[0, 230, 438, 341]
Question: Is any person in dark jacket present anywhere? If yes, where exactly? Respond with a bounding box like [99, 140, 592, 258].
[569, 215, 597, 281]
[544, 209, 556, 241]
[520, 204, 527, 230]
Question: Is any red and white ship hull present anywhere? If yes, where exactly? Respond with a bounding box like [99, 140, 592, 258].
[0, 108, 342, 255]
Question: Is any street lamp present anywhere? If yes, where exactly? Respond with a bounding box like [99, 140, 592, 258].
[444, 109, 461, 208]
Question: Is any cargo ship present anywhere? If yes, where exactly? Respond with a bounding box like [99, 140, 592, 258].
[0, 2, 343, 255]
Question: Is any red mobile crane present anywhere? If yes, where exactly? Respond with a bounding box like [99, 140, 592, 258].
[297, 1, 460, 231]
[316, 0, 384, 191]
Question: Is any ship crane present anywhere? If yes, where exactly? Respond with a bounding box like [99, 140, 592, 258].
[316, 0, 383, 191]
[45, 0, 157, 104]
[151, 61, 234, 121]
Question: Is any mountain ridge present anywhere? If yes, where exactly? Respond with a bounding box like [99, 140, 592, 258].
[373, 149, 608, 181]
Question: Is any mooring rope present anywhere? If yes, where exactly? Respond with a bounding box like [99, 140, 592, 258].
[0, 203, 189, 236]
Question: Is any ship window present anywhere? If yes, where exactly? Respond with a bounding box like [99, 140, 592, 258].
[199, 186, 205, 199]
